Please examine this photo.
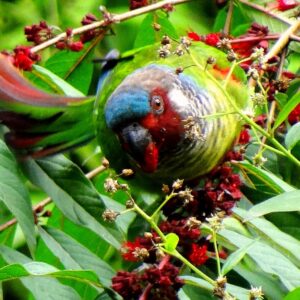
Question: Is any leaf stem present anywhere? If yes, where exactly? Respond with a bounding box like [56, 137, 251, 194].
[164, 248, 215, 285]
[133, 203, 166, 242]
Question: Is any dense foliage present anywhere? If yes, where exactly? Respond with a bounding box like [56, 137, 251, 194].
[0, 1, 300, 299]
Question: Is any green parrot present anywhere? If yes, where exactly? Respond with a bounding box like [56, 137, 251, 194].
[0, 41, 249, 182]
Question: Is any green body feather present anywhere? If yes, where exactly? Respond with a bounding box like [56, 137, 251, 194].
[97, 42, 249, 179]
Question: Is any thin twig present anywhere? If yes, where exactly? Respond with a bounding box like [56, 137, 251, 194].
[0, 164, 107, 232]
[264, 20, 300, 62]
[258, 46, 288, 154]
[230, 34, 300, 44]
[248, 20, 300, 88]
[238, 0, 294, 26]
[31, 0, 192, 53]
[223, 0, 234, 35]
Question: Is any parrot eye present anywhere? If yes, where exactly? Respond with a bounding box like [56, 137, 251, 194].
[150, 95, 164, 114]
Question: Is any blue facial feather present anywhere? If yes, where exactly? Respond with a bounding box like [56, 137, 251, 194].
[105, 89, 150, 129]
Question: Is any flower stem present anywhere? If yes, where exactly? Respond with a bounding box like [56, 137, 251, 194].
[133, 203, 166, 242]
[165, 248, 215, 285]
[151, 192, 176, 220]
[212, 231, 221, 277]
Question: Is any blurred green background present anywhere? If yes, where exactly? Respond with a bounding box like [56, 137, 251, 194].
[0, 0, 219, 53]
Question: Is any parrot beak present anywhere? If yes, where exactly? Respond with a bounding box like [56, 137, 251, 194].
[118, 122, 159, 173]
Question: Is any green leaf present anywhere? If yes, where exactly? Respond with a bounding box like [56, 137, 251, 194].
[273, 92, 300, 130]
[0, 140, 36, 256]
[45, 43, 94, 94]
[237, 1, 294, 34]
[22, 156, 121, 249]
[0, 262, 101, 287]
[235, 208, 300, 265]
[31, 65, 85, 97]
[221, 240, 256, 275]
[134, 12, 178, 48]
[164, 233, 179, 252]
[234, 260, 286, 300]
[0, 245, 81, 300]
[213, 5, 249, 36]
[219, 229, 300, 290]
[285, 123, 300, 150]
[287, 53, 300, 73]
[275, 92, 288, 108]
[248, 190, 300, 218]
[38, 226, 115, 288]
[234, 160, 295, 194]
[284, 287, 300, 300]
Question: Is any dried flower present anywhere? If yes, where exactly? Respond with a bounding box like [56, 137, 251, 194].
[161, 35, 171, 45]
[186, 216, 201, 229]
[251, 93, 266, 107]
[155, 249, 166, 260]
[247, 67, 259, 80]
[175, 44, 185, 56]
[126, 198, 135, 209]
[252, 154, 267, 167]
[162, 184, 170, 194]
[180, 36, 192, 48]
[158, 45, 171, 58]
[144, 232, 153, 239]
[177, 67, 187, 76]
[216, 276, 227, 288]
[102, 158, 110, 168]
[249, 286, 264, 300]
[227, 50, 237, 62]
[217, 38, 232, 50]
[104, 177, 119, 193]
[250, 47, 265, 61]
[132, 247, 149, 261]
[102, 209, 119, 222]
[206, 56, 216, 65]
[206, 214, 224, 231]
[172, 179, 184, 190]
[119, 183, 129, 191]
[153, 22, 161, 31]
[178, 188, 194, 205]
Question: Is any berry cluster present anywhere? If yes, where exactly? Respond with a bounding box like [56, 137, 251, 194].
[109, 128, 249, 298]
[130, 0, 149, 10]
[2, 13, 100, 71]
[112, 257, 183, 299]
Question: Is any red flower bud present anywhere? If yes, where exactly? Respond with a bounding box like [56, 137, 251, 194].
[68, 41, 83, 52]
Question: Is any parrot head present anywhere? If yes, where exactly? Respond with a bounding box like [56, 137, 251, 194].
[103, 64, 225, 181]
